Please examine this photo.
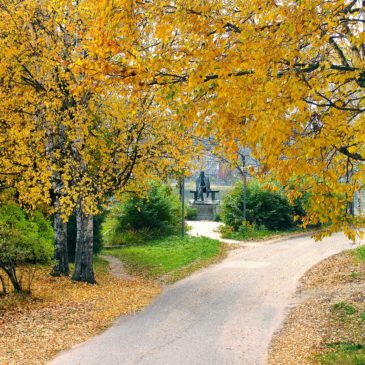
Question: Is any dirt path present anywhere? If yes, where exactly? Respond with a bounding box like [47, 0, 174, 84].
[50, 228, 353, 365]
[101, 255, 132, 280]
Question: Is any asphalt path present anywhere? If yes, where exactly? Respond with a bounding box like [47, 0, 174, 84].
[49, 231, 353, 365]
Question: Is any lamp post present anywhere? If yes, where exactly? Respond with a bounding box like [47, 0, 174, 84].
[239, 147, 257, 223]
[181, 177, 185, 238]
[243, 169, 248, 222]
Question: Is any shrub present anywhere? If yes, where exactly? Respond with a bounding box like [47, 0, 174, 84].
[214, 213, 222, 222]
[100, 205, 124, 246]
[0, 204, 53, 293]
[186, 206, 198, 220]
[221, 181, 297, 231]
[220, 222, 273, 240]
[102, 183, 181, 245]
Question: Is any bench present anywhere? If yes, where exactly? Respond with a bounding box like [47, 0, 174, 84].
[190, 190, 198, 201]
[190, 190, 220, 201]
[209, 190, 220, 201]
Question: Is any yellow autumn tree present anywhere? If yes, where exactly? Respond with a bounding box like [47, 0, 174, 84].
[1, 0, 364, 287]
[0, 0, 196, 282]
[143, 0, 365, 239]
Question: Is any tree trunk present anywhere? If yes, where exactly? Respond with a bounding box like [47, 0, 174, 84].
[0, 273, 6, 294]
[1, 265, 21, 293]
[72, 201, 95, 284]
[8, 269, 21, 293]
[51, 211, 69, 276]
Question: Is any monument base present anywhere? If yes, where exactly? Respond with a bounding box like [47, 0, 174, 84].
[189, 200, 220, 221]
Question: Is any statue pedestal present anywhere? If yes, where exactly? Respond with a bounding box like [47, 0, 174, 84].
[189, 200, 220, 221]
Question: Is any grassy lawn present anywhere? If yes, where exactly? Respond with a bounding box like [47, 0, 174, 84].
[92, 255, 110, 273]
[104, 235, 225, 282]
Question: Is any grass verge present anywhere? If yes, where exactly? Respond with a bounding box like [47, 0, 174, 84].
[314, 245, 365, 365]
[104, 235, 225, 283]
[0, 257, 160, 365]
[269, 244, 365, 365]
[317, 343, 365, 365]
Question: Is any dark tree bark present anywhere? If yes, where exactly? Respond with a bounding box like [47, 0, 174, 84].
[72, 200, 95, 284]
[0, 273, 6, 294]
[46, 125, 69, 277]
[0, 264, 21, 293]
[51, 211, 69, 276]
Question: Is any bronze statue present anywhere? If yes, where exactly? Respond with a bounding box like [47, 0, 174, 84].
[196, 171, 211, 201]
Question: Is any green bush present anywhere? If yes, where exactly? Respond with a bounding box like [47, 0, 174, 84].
[220, 222, 274, 240]
[186, 206, 198, 220]
[214, 213, 222, 222]
[0, 204, 53, 293]
[102, 183, 181, 245]
[222, 181, 299, 231]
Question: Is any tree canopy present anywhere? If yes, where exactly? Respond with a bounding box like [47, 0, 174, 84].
[0, 0, 195, 217]
[0, 0, 364, 241]
[147, 0, 365, 238]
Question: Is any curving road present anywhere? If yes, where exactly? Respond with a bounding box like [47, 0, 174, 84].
[49, 231, 353, 365]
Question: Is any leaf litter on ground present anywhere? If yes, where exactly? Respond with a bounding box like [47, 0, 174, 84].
[0, 264, 161, 365]
[269, 249, 365, 365]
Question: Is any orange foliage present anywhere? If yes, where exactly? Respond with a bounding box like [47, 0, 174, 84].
[0, 0, 364, 234]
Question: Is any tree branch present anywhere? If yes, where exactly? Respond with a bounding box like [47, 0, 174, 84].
[338, 146, 365, 161]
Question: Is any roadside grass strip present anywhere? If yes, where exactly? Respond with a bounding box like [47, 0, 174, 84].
[104, 235, 224, 282]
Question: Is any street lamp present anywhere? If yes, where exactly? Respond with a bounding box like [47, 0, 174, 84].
[181, 177, 185, 238]
[238, 147, 258, 223]
[243, 169, 248, 222]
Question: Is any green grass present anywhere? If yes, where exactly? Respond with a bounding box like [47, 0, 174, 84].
[93, 256, 110, 273]
[351, 271, 361, 279]
[68, 256, 110, 274]
[354, 245, 365, 262]
[332, 302, 358, 320]
[317, 344, 365, 365]
[103, 235, 222, 281]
